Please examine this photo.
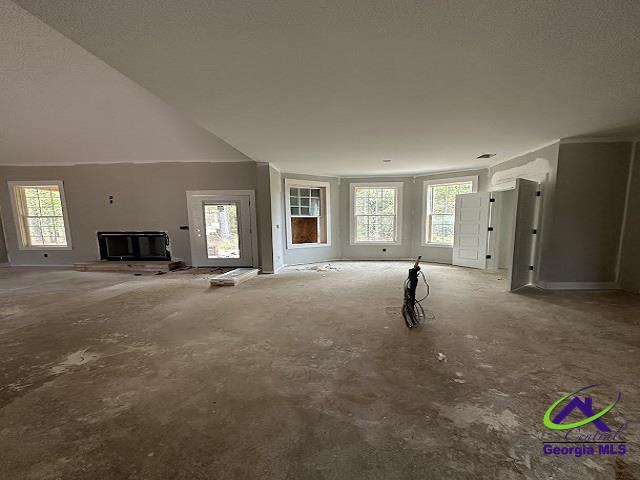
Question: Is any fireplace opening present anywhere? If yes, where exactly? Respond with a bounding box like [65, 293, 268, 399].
[98, 232, 171, 261]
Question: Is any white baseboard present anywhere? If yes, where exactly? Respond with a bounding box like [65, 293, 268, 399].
[338, 257, 415, 262]
[281, 258, 450, 268]
[537, 281, 620, 290]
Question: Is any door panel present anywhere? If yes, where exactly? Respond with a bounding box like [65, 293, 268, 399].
[452, 192, 490, 269]
[509, 179, 538, 291]
[187, 192, 254, 267]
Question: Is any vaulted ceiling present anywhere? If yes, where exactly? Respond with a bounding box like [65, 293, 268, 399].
[6, 0, 640, 174]
[0, 0, 248, 166]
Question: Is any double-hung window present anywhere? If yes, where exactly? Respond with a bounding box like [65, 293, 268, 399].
[423, 177, 476, 245]
[9, 181, 72, 249]
[285, 179, 331, 248]
[351, 182, 403, 244]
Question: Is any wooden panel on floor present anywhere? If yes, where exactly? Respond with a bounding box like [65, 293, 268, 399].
[74, 260, 185, 273]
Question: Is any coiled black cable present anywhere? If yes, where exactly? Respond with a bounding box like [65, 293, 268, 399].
[402, 269, 430, 328]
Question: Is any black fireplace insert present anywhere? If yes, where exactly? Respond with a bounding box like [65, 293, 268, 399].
[98, 231, 171, 261]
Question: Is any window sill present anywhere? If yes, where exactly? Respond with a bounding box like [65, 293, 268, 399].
[350, 241, 402, 246]
[288, 243, 330, 250]
[422, 243, 453, 248]
[18, 245, 72, 251]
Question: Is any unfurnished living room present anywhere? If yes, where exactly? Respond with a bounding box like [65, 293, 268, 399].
[1, 1, 639, 479]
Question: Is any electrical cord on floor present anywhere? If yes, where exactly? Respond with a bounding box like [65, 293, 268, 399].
[402, 268, 434, 328]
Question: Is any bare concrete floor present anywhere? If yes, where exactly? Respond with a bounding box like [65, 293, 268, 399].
[0, 262, 638, 479]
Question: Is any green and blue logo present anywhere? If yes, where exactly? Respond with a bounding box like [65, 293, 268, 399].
[543, 385, 620, 432]
[542, 385, 627, 457]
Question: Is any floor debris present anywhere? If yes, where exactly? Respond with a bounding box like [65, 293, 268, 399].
[2, 262, 639, 479]
[297, 264, 340, 272]
[209, 268, 259, 286]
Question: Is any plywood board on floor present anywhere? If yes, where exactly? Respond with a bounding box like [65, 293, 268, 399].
[74, 260, 184, 273]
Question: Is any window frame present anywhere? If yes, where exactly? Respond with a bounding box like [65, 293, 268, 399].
[8, 180, 73, 250]
[350, 182, 403, 245]
[284, 178, 331, 249]
[422, 175, 478, 247]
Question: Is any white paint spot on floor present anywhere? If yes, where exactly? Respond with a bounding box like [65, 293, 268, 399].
[297, 264, 340, 272]
[51, 349, 101, 374]
[313, 338, 334, 347]
[438, 402, 520, 433]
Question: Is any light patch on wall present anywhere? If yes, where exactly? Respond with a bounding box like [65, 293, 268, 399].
[491, 158, 551, 190]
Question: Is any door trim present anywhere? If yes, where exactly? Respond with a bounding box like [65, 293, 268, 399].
[186, 190, 259, 268]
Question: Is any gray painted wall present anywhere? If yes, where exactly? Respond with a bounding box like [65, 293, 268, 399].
[3, 142, 632, 283]
[544, 142, 631, 283]
[269, 167, 285, 271]
[490, 141, 634, 286]
[413, 169, 490, 264]
[0, 162, 265, 266]
[340, 176, 413, 261]
[281, 173, 341, 265]
[618, 143, 639, 292]
[256, 164, 275, 273]
[489, 142, 559, 284]
[340, 169, 489, 262]
[255, 164, 287, 273]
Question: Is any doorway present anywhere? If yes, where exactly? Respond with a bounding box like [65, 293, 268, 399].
[186, 190, 258, 267]
[487, 178, 539, 291]
[452, 179, 539, 291]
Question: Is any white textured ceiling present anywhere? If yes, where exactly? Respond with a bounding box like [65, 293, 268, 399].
[0, 0, 249, 165]
[9, 0, 640, 175]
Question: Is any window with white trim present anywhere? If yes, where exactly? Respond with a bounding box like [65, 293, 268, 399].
[351, 182, 402, 244]
[9, 181, 72, 249]
[285, 179, 331, 248]
[424, 179, 475, 245]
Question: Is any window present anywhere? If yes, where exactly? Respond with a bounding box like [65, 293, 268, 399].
[284, 179, 331, 248]
[351, 182, 403, 244]
[423, 177, 477, 245]
[290, 187, 321, 217]
[9, 181, 72, 249]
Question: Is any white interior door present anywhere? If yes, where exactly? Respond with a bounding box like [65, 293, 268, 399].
[187, 191, 255, 267]
[509, 179, 538, 291]
[452, 192, 491, 269]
